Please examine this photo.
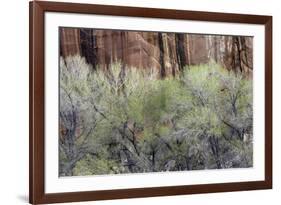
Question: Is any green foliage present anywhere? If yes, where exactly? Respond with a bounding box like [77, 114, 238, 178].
[73, 154, 122, 175]
[59, 57, 253, 176]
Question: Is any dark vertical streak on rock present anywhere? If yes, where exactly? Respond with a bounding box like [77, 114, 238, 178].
[175, 33, 186, 71]
[214, 36, 219, 62]
[80, 28, 96, 70]
[158, 33, 166, 78]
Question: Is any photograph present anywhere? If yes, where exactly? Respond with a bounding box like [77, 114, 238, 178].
[28, 1, 272, 203]
[59, 27, 254, 177]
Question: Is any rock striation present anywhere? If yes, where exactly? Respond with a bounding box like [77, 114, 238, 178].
[60, 28, 253, 77]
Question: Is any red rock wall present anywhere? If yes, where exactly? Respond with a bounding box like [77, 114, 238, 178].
[59, 28, 253, 76]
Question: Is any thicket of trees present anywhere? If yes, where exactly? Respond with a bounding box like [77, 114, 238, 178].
[59, 56, 253, 176]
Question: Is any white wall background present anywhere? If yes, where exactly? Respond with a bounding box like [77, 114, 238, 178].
[0, 0, 279, 204]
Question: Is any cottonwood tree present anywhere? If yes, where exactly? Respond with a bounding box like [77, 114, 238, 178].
[59, 57, 253, 176]
[59, 56, 103, 176]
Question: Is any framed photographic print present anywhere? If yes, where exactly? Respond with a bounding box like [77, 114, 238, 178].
[29, 1, 272, 204]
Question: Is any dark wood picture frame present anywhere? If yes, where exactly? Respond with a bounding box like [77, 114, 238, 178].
[29, 1, 272, 204]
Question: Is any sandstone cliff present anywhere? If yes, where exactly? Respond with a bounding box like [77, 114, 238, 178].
[60, 28, 253, 77]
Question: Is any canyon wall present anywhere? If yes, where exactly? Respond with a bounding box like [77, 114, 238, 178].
[60, 28, 253, 76]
